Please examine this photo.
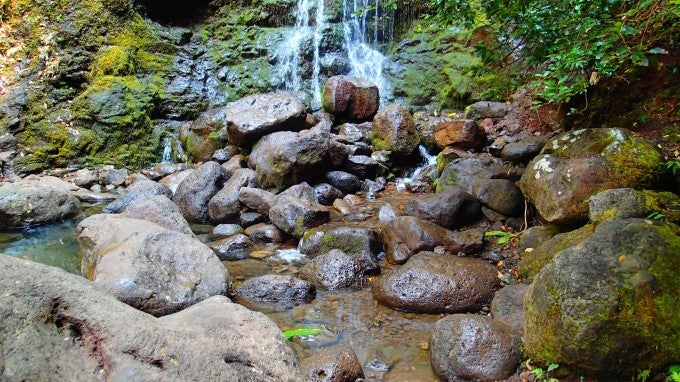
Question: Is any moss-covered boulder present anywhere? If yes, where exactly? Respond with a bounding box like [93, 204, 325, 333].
[371, 104, 419, 156]
[524, 218, 680, 378]
[589, 188, 680, 224]
[518, 128, 664, 226]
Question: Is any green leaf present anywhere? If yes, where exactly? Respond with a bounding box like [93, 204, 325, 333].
[632, 52, 649, 66]
[282, 328, 323, 340]
[547, 363, 559, 372]
[648, 47, 668, 55]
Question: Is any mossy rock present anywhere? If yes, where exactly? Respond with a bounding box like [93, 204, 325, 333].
[524, 218, 680, 378]
[589, 188, 680, 224]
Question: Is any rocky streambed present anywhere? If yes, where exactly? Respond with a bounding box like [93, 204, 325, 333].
[1, 78, 679, 381]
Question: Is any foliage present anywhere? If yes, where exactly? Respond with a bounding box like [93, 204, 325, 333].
[647, 211, 667, 221]
[282, 328, 323, 340]
[429, 0, 680, 105]
[667, 364, 680, 382]
[526, 359, 560, 381]
[485, 230, 518, 244]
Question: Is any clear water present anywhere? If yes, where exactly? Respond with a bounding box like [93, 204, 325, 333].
[396, 145, 438, 191]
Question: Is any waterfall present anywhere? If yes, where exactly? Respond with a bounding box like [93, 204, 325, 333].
[161, 135, 186, 164]
[396, 145, 437, 191]
[276, 0, 393, 109]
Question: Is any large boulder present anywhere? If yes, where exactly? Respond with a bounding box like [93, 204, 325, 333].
[432, 119, 485, 150]
[207, 168, 259, 223]
[234, 274, 315, 308]
[103, 179, 172, 213]
[77, 214, 229, 316]
[248, 121, 331, 193]
[269, 195, 330, 239]
[301, 345, 365, 382]
[371, 104, 420, 156]
[430, 314, 521, 381]
[0, 178, 81, 228]
[121, 195, 194, 236]
[226, 92, 307, 147]
[404, 185, 482, 229]
[588, 188, 680, 224]
[372, 251, 498, 313]
[0, 255, 302, 382]
[299, 226, 383, 273]
[471, 179, 525, 217]
[322, 75, 379, 123]
[437, 156, 519, 194]
[179, 108, 229, 162]
[172, 161, 224, 223]
[518, 128, 663, 225]
[524, 219, 680, 378]
[298, 249, 363, 290]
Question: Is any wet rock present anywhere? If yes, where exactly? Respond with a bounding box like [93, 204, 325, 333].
[518, 128, 663, 225]
[344, 155, 380, 179]
[173, 161, 224, 223]
[378, 204, 399, 223]
[248, 121, 331, 193]
[245, 223, 287, 244]
[438, 156, 520, 194]
[212, 223, 244, 237]
[278, 182, 318, 204]
[180, 111, 227, 162]
[471, 179, 524, 217]
[208, 168, 258, 223]
[209, 233, 254, 261]
[589, 188, 680, 224]
[153, 163, 193, 177]
[433, 119, 485, 150]
[72, 190, 117, 203]
[121, 195, 194, 236]
[299, 227, 383, 273]
[382, 216, 485, 263]
[0, 179, 81, 228]
[404, 185, 482, 229]
[373, 252, 498, 313]
[301, 345, 365, 382]
[240, 212, 264, 227]
[239, 187, 276, 215]
[491, 284, 529, 334]
[211, 145, 240, 163]
[524, 219, 680, 378]
[0, 256, 301, 382]
[465, 101, 509, 120]
[99, 166, 128, 186]
[77, 214, 229, 316]
[435, 146, 466, 173]
[314, 183, 344, 205]
[371, 104, 420, 156]
[226, 92, 307, 147]
[269, 195, 330, 239]
[500, 136, 547, 163]
[322, 75, 379, 123]
[430, 314, 521, 381]
[299, 249, 363, 290]
[235, 274, 315, 308]
[326, 170, 362, 194]
[518, 225, 561, 251]
[221, 155, 246, 178]
[103, 179, 172, 213]
[337, 122, 372, 143]
[65, 168, 98, 189]
[159, 168, 193, 195]
[329, 140, 353, 167]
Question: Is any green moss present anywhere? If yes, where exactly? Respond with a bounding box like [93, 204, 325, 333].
[607, 137, 664, 188]
[642, 191, 680, 224]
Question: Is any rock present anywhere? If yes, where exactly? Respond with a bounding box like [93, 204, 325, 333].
[173, 161, 224, 223]
[121, 195, 194, 236]
[65, 168, 98, 188]
[77, 214, 229, 316]
[235, 274, 315, 308]
[153, 163, 193, 177]
[0, 179, 81, 228]
[524, 219, 680, 378]
[404, 185, 482, 229]
[378, 204, 399, 223]
[248, 121, 331, 193]
[103, 179, 173, 213]
[589, 188, 680, 224]
[99, 166, 128, 186]
[438, 156, 520, 194]
[329, 139, 352, 167]
[371, 104, 420, 156]
[301, 345, 365, 382]
[465, 101, 509, 120]
[314, 183, 344, 205]
[518, 128, 664, 225]
[326, 170, 362, 194]
[240, 212, 264, 227]
[430, 314, 521, 381]
[159, 168, 193, 195]
[211, 145, 240, 163]
[322, 75, 379, 122]
[278, 182, 318, 204]
[373, 252, 498, 313]
[337, 122, 373, 143]
[239, 187, 276, 215]
[344, 155, 380, 179]
[269, 196, 330, 239]
[226, 92, 308, 147]
[518, 225, 560, 251]
[72, 190, 117, 203]
[245, 223, 288, 244]
[299, 249, 363, 290]
[471, 179, 524, 217]
[179, 107, 230, 162]
[491, 284, 530, 333]
[382, 216, 485, 263]
[213, 223, 244, 237]
[299, 227, 382, 274]
[433, 119, 485, 150]
[500, 136, 547, 163]
[209, 234, 254, 261]
[0, 256, 301, 381]
[222, 155, 246, 178]
[208, 168, 258, 223]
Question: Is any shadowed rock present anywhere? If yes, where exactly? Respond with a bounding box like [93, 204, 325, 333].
[301, 345, 365, 382]
[0, 178, 81, 228]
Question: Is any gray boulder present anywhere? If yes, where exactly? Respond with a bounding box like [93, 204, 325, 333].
[0, 255, 301, 382]
[471, 179, 524, 217]
[213, 223, 245, 237]
[0, 179, 81, 228]
[226, 92, 307, 147]
[299, 249, 363, 290]
[77, 214, 229, 316]
[326, 171, 362, 194]
[404, 185, 482, 229]
[465, 101, 509, 120]
[430, 314, 521, 381]
[103, 179, 172, 213]
[172, 161, 224, 223]
[159, 168, 193, 195]
[500, 136, 547, 163]
[245, 223, 288, 244]
[371, 104, 420, 156]
[373, 252, 498, 313]
[99, 166, 128, 186]
[121, 195, 194, 236]
[239, 187, 276, 215]
[235, 274, 315, 308]
[437, 157, 520, 194]
[301, 345, 365, 382]
[299, 226, 382, 273]
[314, 183, 344, 205]
[588, 188, 680, 224]
[491, 284, 529, 334]
[269, 195, 330, 239]
[208, 168, 258, 223]
[208, 233, 254, 261]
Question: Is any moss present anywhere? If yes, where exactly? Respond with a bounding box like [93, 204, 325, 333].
[92, 46, 135, 77]
[607, 137, 664, 188]
[642, 190, 680, 224]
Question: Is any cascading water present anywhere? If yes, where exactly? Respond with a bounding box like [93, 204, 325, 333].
[396, 145, 438, 191]
[276, 0, 394, 109]
[161, 135, 186, 164]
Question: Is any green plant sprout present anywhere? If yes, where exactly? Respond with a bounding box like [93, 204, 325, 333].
[667, 364, 680, 382]
[484, 230, 518, 244]
[282, 328, 323, 340]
